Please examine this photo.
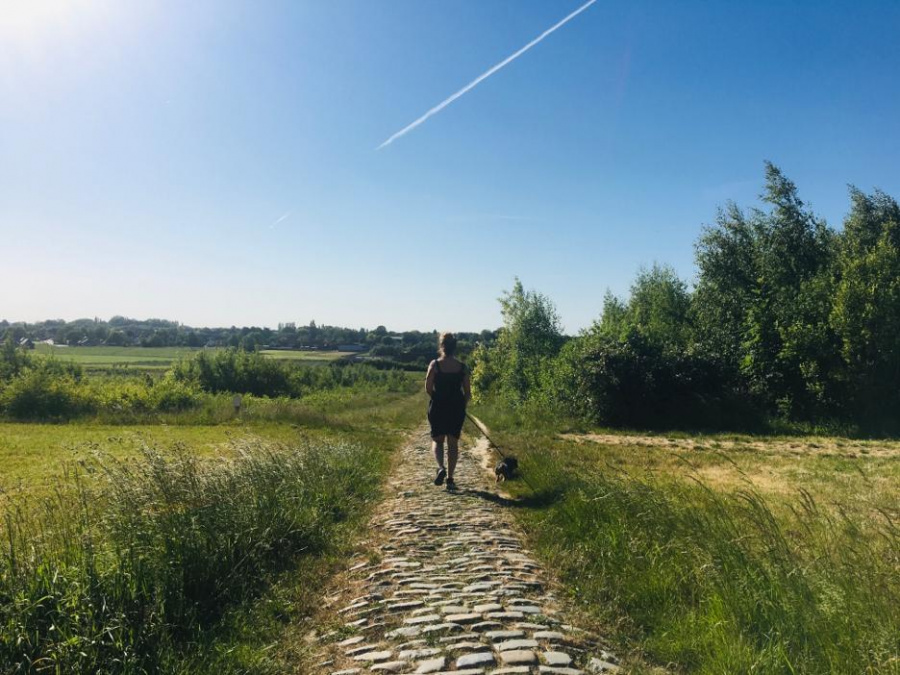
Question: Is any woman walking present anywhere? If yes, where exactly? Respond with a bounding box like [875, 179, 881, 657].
[425, 332, 471, 490]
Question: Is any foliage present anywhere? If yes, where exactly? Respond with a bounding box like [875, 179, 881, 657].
[476, 164, 899, 433]
[830, 188, 900, 434]
[597, 263, 693, 350]
[554, 330, 756, 430]
[472, 279, 564, 406]
[0, 357, 88, 420]
[694, 162, 840, 421]
[0, 337, 32, 380]
[0, 345, 410, 421]
[171, 349, 294, 397]
[170, 348, 410, 399]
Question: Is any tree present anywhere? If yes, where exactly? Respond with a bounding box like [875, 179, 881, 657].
[0, 336, 31, 380]
[105, 330, 127, 346]
[831, 188, 900, 432]
[598, 264, 692, 351]
[473, 279, 564, 404]
[694, 162, 840, 420]
[694, 201, 757, 369]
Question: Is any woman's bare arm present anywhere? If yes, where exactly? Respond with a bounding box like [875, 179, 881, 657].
[462, 369, 472, 404]
[425, 361, 436, 397]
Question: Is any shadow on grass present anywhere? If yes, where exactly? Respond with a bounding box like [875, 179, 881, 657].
[453, 486, 564, 509]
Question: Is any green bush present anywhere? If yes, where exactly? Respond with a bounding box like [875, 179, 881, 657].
[475, 169, 900, 434]
[562, 331, 761, 431]
[170, 348, 408, 400]
[171, 349, 293, 397]
[0, 360, 202, 421]
[1, 366, 89, 420]
[150, 375, 202, 412]
[0, 337, 32, 380]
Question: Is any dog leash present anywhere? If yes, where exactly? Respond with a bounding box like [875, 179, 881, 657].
[466, 412, 507, 459]
[466, 412, 541, 494]
[465, 412, 588, 534]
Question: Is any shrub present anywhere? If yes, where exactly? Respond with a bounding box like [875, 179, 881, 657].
[0, 367, 89, 420]
[150, 375, 202, 412]
[553, 331, 761, 431]
[171, 349, 293, 397]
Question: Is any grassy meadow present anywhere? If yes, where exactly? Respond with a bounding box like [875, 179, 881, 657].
[32, 344, 352, 370]
[33, 344, 202, 369]
[259, 348, 350, 362]
[474, 405, 900, 674]
[0, 360, 424, 674]
[28, 344, 349, 372]
[4, 337, 898, 674]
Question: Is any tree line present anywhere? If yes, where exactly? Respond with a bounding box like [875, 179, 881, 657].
[0, 316, 491, 364]
[473, 163, 900, 435]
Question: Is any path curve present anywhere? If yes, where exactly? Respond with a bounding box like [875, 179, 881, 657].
[312, 427, 621, 675]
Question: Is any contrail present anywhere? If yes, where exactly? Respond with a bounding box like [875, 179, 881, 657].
[377, 0, 598, 150]
[270, 211, 291, 229]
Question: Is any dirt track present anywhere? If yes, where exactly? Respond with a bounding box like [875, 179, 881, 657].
[559, 433, 900, 458]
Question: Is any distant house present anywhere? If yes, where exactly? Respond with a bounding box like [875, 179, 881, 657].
[18, 338, 34, 349]
[337, 344, 367, 352]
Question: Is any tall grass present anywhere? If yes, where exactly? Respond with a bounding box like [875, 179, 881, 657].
[478, 412, 900, 674]
[0, 437, 386, 673]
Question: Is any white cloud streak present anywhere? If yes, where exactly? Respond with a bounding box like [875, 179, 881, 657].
[377, 0, 598, 150]
[270, 211, 291, 229]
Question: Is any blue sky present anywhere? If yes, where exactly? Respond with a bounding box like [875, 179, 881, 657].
[2, 1, 898, 332]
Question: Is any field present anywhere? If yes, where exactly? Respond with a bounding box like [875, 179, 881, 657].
[2, 345, 898, 674]
[259, 348, 350, 362]
[557, 430, 900, 511]
[0, 345, 422, 672]
[475, 405, 900, 674]
[0, 383, 424, 674]
[0, 422, 298, 498]
[32, 345, 353, 370]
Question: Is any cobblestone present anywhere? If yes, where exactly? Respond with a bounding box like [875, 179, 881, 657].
[313, 428, 619, 674]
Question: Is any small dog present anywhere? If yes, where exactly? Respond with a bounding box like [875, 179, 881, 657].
[494, 456, 519, 482]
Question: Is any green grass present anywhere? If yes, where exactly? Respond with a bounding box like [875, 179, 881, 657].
[34, 345, 201, 369]
[259, 349, 354, 362]
[0, 380, 422, 492]
[475, 403, 900, 675]
[0, 423, 299, 497]
[0, 388, 426, 674]
[30, 346, 355, 371]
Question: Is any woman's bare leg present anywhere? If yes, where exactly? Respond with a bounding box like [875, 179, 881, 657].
[433, 436, 445, 468]
[447, 435, 459, 481]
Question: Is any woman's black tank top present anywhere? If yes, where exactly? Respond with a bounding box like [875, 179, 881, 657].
[432, 360, 465, 405]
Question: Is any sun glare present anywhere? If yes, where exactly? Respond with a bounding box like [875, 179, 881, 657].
[0, 0, 107, 46]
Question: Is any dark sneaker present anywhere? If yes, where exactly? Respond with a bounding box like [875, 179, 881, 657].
[446, 478, 456, 491]
[434, 467, 447, 486]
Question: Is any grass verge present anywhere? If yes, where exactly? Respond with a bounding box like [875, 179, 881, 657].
[1, 390, 425, 673]
[475, 404, 900, 675]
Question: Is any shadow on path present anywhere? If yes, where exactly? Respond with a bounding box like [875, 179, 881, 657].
[452, 486, 565, 509]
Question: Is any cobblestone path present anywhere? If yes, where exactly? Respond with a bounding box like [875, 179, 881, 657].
[313, 427, 621, 675]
